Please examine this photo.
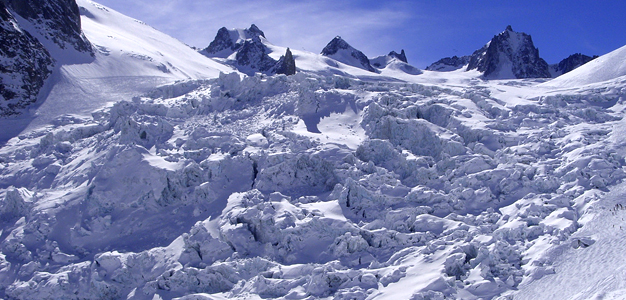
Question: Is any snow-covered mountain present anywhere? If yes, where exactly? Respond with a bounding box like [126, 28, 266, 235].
[371, 50, 408, 68]
[425, 55, 470, 71]
[467, 25, 551, 79]
[426, 26, 554, 79]
[201, 24, 281, 75]
[2, 2, 626, 300]
[321, 36, 377, 73]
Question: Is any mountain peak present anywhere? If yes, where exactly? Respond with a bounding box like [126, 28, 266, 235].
[321, 36, 351, 55]
[204, 24, 268, 56]
[321, 36, 376, 72]
[466, 26, 550, 79]
[388, 49, 407, 63]
[248, 24, 265, 38]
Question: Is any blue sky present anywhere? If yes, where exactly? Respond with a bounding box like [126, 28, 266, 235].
[95, 0, 626, 68]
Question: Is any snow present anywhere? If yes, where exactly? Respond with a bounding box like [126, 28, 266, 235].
[2, 1, 626, 299]
[0, 0, 235, 144]
[543, 44, 626, 87]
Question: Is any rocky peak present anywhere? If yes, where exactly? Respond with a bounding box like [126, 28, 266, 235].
[204, 24, 266, 56]
[388, 50, 407, 63]
[205, 27, 234, 55]
[321, 36, 351, 56]
[550, 53, 598, 76]
[248, 24, 265, 39]
[321, 36, 376, 72]
[273, 48, 296, 76]
[466, 25, 550, 79]
[202, 24, 291, 75]
[371, 49, 409, 69]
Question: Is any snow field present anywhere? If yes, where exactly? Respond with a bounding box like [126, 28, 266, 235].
[0, 68, 625, 299]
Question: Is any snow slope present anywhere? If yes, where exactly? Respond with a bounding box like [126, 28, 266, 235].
[543, 44, 626, 87]
[0, 0, 234, 143]
[1, 2, 626, 300]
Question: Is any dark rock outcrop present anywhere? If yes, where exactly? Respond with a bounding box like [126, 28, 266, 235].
[204, 27, 234, 55]
[426, 55, 470, 71]
[0, 2, 52, 116]
[273, 48, 296, 75]
[388, 50, 407, 63]
[4, 0, 92, 53]
[550, 53, 598, 76]
[202, 24, 279, 74]
[321, 36, 376, 72]
[234, 40, 277, 72]
[466, 25, 550, 79]
[0, 0, 93, 116]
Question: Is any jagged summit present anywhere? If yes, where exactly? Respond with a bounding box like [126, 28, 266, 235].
[370, 49, 420, 74]
[426, 26, 550, 78]
[201, 24, 280, 75]
[272, 47, 296, 75]
[388, 50, 407, 63]
[466, 25, 550, 79]
[203, 24, 266, 57]
[321, 36, 376, 72]
[247, 23, 265, 38]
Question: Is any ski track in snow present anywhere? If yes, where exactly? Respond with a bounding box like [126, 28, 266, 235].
[1, 1, 626, 300]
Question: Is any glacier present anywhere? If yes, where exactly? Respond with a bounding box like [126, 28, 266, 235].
[1, 1, 626, 300]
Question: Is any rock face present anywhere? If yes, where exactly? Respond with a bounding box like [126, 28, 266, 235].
[550, 53, 598, 77]
[0, 0, 92, 116]
[273, 48, 296, 75]
[466, 26, 550, 79]
[321, 36, 376, 72]
[388, 50, 407, 63]
[0, 2, 52, 116]
[202, 24, 279, 75]
[426, 55, 470, 71]
[5, 0, 92, 52]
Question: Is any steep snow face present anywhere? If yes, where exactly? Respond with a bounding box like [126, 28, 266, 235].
[321, 36, 377, 73]
[201, 24, 278, 75]
[466, 26, 551, 79]
[543, 44, 626, 87]
[1, 67, 625, 299]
